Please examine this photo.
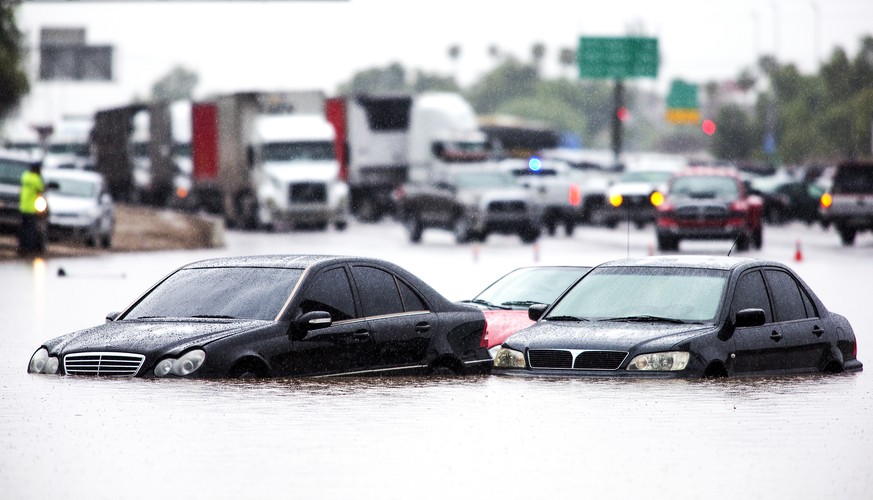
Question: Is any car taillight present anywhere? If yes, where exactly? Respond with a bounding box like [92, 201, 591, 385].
[392, 185, 405, 201]
[479, 318, 489, 348]
[820, 192, 833, 209]
[568, 184, 582, 206]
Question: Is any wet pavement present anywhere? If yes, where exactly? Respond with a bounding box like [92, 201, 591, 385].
[2, 220, 872, 499]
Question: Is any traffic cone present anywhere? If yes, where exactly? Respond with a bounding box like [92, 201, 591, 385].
[794, 239, 803, 262]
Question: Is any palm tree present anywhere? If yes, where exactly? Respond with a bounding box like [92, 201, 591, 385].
[531, 42, 546, 76]
[448, 44, 461, 81]
[559, 47, 576, 79]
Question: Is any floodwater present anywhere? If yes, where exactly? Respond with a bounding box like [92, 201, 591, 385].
[2, 223, 872, 499]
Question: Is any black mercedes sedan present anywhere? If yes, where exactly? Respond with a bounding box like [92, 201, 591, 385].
[493, 256, 863, 378]
[28, 255, 491, 378]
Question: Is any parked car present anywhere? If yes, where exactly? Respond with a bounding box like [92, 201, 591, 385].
[497, 157, 585, 236]
[27, 255, 492, 378]
[43, 168, 115, 247]
[819, 160, 873, 245]
[396, 166, 541, 244]
[462, 265, 591, 356]
[493, 256, 863, 378]
[656, 167, 763, 252]
[603, 168, 675, 228]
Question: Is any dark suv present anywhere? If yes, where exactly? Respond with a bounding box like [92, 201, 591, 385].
[819, 161, 873, 246]
[655, 167, 763, 252]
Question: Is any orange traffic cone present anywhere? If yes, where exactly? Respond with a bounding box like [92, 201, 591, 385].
[794, 239, 803, 262]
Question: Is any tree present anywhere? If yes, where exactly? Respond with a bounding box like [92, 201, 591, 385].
[558, 47, 576, 79]
[0, 3, 29, 121]
[151, 66, 199, 103]
[711, 104, 756, 160]
[531, 42, 546, 75]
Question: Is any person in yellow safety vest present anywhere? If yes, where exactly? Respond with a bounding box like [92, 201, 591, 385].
[18, 161, 46, 256]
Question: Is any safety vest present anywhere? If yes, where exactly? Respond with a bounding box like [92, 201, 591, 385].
[19, 171, 44, 214]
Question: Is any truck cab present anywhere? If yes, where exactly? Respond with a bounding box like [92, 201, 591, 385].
[249, 114, 349, 231]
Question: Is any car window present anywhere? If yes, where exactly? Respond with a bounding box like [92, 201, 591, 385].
[764, 269, 811, 322]
[670, 175, 740, 199]
[833, 165, 873, 194]
[731, 270, 773, 323]
[351, 266, 404, 317]
[299, 267, 357, 321]
[123, 267, 303, 321]
[398, 279, 427, 312]
[45, 177, 98, 198]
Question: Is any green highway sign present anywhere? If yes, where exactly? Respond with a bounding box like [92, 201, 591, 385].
[666, 79, 700, 124]
[578, 37, 659, 79]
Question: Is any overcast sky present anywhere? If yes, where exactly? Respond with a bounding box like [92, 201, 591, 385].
[10, 0, 873, 128]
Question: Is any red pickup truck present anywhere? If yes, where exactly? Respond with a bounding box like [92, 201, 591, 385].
[656, 167, 763, 252]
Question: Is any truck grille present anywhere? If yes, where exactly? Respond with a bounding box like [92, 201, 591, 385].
[528, 349, 627, 370]
[675, 205, 728, 221]
[64, 352, 145, 376]
[487, 200, 526, 213]
[289, 182, 327, 204]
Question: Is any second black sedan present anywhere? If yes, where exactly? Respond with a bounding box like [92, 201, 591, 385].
[28, 255, 491, 378]
[493, 256, 862, 378]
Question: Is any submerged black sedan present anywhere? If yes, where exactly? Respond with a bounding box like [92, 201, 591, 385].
[493, 256, 863, 378]
[28, 255, 491, 378]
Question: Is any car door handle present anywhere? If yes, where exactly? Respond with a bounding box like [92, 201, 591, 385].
[415, 322, 431, 333]
[770, 330, 783, 342]
[812, 325, 824, 337]
[352, 330, 371, 341]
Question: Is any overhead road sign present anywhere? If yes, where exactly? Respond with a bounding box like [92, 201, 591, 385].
[665, 80, 700, 124]
[577, 37, 659, 79]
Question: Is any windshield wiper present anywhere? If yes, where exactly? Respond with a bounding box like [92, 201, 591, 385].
[463, 299, 512, 310]
[191, 315, 238, 319]
[500, 300, 543, 307]
[602, 315, 688, 324]
[545, 315, 590, 322]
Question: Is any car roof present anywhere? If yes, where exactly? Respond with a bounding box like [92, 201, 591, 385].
[179, 254, 393, 270]
[595, 255, 782, 272]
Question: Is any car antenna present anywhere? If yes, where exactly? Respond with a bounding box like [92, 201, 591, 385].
[727, 233, 740, 256]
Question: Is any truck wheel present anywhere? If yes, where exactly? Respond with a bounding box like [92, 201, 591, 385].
[735, 232, 750, 252]
[519, 225, 540, 244]
[406, 217, 423, 243]
[454, 218, 472, 244]
[837, 226, 856, 246]
[335, 220, 348, 231]
[752, 227, 763, 249]
[236, 193, 259, 230]
[354, 197, 382, 223]
[656, 233, 678, 252]
[564, 220, 575, 237]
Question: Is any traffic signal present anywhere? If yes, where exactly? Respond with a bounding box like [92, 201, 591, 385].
[702, 119, 716, 136]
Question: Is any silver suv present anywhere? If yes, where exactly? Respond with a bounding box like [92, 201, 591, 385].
[820, 161, 873, 246]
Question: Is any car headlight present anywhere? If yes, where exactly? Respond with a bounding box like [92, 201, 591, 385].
[493, 347, 526, 369]
[626, 351, 690, 371]
[154, 349, 206, 377]
[28, 348, 60, 374]
[487, 345, 503, 359]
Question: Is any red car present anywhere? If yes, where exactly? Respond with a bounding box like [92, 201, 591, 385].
[655, 167, 763, 252]
[463, 265, 591, 356]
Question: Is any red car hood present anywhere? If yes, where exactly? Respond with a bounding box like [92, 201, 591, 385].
[483, 310, 534, 348]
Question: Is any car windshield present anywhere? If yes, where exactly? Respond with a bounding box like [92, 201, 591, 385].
[475, 267, 589, 309]
[454, 170, 518, 189]
[123, 267, 303, 321]
[546, 266, 728, 323]
[620, 170, 673, 184]
[670, 175, 739, 199]
[46, 177, 97, 198]
[262, 141, 336, 162]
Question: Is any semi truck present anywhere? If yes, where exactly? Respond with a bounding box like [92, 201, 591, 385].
[191, 90, 349, 230]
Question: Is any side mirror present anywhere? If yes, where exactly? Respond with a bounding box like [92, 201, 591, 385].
[298, 311, 332, 331]
[528, 303, 548, 321]
[105, 311, 120, 323]
[734, 308, 765, 328]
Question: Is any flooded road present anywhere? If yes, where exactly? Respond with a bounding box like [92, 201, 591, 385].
[2, 221, 872, 499]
